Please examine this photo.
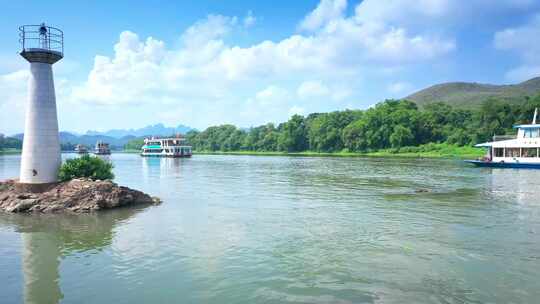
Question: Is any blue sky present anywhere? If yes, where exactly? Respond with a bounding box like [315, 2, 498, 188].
[1, 0, 540, 135]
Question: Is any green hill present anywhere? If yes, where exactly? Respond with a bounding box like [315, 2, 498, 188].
[406, 77, 540, 108]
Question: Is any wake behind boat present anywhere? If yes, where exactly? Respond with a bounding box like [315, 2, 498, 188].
[466, 108, 540, 169]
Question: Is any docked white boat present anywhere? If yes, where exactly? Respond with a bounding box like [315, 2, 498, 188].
[466, 108, 540, 168]
[141, 136, 192, 158]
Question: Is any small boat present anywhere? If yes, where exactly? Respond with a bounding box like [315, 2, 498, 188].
[94, 141, 111, 155]
[141, 136, 192, 158]
[466, 108, 540, 169]
[74, 144, 88, 154]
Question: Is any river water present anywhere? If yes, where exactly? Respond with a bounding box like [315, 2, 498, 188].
[1, 154, 539, 303]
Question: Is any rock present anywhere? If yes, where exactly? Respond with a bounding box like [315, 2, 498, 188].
[0, 178, 160, 214]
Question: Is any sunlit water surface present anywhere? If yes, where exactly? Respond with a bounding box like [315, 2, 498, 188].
[1, 154, 539, 303]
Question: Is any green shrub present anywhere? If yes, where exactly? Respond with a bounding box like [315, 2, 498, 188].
[58, 155, 114, 182]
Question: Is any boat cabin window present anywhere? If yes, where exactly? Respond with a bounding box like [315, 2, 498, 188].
[507, 148, 521, 158]
[523, 148, 538, 157]
[494, 148, 504, 157]
[524, 128, 540, 138]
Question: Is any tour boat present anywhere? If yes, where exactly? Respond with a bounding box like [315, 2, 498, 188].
[74, 144, 88, 154]
[141, 136, 192, 158]
[466, 108, 540, 168]
[94, 141, 111, 155]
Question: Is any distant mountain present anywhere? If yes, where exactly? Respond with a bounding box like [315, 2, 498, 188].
[13, 132, 138, 150]
[406, 77, 540, 108]
[86, 123, 193, 138]
[9, 123, 194, 151]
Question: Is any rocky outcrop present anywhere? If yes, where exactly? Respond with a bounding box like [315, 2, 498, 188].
[0, 178, 160, 213]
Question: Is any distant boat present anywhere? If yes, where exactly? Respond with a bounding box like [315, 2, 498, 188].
[466, 108, 540, 169]
[141, 136, 192, 158]
[74, 144, 88, 154]
[94, 141, 111, 155]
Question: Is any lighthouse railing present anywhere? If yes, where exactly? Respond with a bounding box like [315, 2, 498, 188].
[19, 25, 64, 55]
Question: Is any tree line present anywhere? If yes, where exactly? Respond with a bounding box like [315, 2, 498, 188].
[0, 136, 88, 152]
[8, 95, 538, 154]
[0, 134, 22, 151]
[181, 96, 540, 153]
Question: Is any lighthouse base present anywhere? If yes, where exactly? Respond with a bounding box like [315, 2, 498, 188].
[14, 181, 58, 193]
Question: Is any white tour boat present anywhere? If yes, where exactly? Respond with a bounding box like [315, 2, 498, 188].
[94, 141, 111, 155]
[141, 136, 192, 158]
[466, 108, 540, 168]
[74, 144, 88, 154]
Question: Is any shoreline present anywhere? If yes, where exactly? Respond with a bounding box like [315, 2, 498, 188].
[192, 150, 483, 159]
[2, 146, 484, 159]
[191, 144, 485, 159]
[0, 149, 22, 155]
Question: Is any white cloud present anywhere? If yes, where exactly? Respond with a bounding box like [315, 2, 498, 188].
[355, 0, 451, 25]
[355, 0, 539, 28]
[387, 81, 414, 95]
[288, 106, 306, 117]
[70, 2, 454, 109]
[243, 11, 256, 27]
[2, 0, 460, 133]
[330, 87, 352, 101]
[494, 15, 540, 61]
[495, 14, 540, 81]
[255, 85, 290, 105]
[0, 70, 28, 134]
[297, 81, 330, 99]
[182, 14, 237, 47]
[505, 66, 540, 82]
[240, 86, 294, 125]
[299, 0, 347, 31]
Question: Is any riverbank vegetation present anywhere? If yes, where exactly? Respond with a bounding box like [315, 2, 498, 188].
[0, 135, 22, 153]
[195, 143, 484, 158]
[122, 96, 540, 157]
[0, 135, 88, 153]
[186, 97, 540, 154]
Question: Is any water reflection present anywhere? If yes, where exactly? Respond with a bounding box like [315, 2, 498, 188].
[0, 207, 147, 304]
[486, 168, 540, 204]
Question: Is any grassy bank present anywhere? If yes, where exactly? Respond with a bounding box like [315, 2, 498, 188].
[0, 149, 21, 155]
[193, 143, 485, 159]
[3, 144, 484, 159]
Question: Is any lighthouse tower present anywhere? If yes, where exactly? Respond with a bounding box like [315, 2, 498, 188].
[19, 24, 64, 184]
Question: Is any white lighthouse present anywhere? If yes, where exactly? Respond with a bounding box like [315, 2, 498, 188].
[19, 24, 64, 184]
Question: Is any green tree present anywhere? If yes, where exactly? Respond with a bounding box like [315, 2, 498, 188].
[342, 100, 421, 151]
[277, 115, 308, 152]
[308, 110, 362, 152]
[124, 138, 145, 151]
[0, 136, 22, 150]
[390, 125, 414, 148]
[447, 129, 472, 146]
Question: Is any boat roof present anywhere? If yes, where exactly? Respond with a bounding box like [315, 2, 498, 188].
[513, 124, 540, 129]
[474, 142, 492, 147]
[146, 137, 186, 141]
[475, 137, 540, 148]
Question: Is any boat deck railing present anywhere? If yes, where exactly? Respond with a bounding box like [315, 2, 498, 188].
[492, 135, 516, 142]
